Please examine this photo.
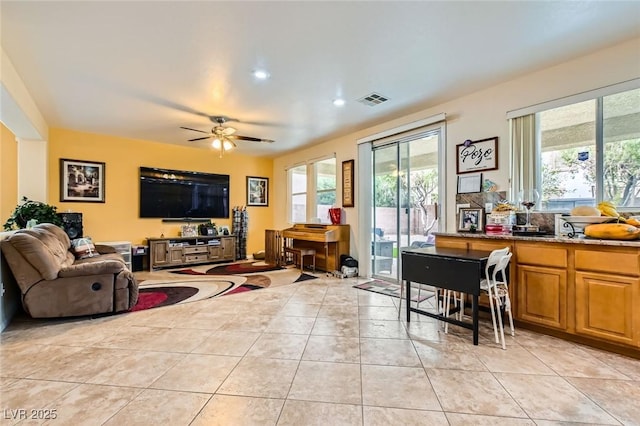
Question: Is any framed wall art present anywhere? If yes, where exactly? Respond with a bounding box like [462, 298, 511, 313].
[456, 137, 498, 174]
[342, 159, 354, 207]
[458, 208, 484, 232]
[60, 158, 105, 203]
[247, 176, 269, 207]
[457, 173, 483, 194]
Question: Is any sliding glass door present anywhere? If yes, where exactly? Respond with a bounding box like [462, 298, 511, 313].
[371, 130, 441, 281]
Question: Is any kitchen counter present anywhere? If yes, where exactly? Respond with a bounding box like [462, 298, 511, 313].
[433, 232, 640, 247]
[434, 233, 640, 358]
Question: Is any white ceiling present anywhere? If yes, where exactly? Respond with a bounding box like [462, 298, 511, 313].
[2, 1, 639, 157]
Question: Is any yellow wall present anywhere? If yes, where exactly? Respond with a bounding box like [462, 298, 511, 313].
[48, 128, 273, 253]
[0, 123, 18, 225]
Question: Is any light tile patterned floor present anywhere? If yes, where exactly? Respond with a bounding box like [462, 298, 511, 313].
[1, 273, 639, 425]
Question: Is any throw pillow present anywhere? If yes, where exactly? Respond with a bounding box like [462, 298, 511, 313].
[71, 237, 98, 259]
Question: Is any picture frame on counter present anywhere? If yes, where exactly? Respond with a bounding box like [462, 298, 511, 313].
[458, 208, 484, 232]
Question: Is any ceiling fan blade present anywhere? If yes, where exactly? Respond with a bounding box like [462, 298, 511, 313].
[188, 136, 212, 142]
[222, 127, 236, 136]
[230, 135, 275, 143]
[181, 126, 210, 134]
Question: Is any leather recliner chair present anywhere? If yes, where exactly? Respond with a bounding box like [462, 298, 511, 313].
[0, 223, 138, 318]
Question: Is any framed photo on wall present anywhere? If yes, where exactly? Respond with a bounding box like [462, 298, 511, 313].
[342, 159, 354, 207]
[456, 137, 498, 174]
[247, 176, 269, 206]
[457, 173, 483, 194]
[60, 158, 105, 203]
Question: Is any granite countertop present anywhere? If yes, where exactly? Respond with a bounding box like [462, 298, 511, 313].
[434, 232, 640, 248]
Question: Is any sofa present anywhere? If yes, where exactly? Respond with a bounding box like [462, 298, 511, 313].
[0, 223, 138, 318]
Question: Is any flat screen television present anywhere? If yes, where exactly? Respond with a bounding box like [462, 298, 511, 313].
[139, 166, 229, 219]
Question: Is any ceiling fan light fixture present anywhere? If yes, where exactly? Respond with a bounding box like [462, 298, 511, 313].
[212, 138, 221, 149]
[253, 69, 270, 80]
[222, 139, 235, 150]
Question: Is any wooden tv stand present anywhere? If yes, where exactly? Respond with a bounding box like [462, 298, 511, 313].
[147, 235, 236, 271]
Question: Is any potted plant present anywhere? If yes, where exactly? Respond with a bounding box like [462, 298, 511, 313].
[3, 196, 63, 231]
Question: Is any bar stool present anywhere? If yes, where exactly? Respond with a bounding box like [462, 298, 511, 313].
[443, 247, 510, 336]
[480, 252, 514, 349]
[284, 246, 316, 272]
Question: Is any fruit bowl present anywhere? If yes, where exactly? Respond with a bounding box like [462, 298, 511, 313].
[561, 216, 615, 228]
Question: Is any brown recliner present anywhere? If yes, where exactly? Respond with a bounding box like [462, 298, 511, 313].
[0, 223, 138, 318]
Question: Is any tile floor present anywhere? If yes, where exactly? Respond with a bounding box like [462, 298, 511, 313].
[1, 272, 640, 425]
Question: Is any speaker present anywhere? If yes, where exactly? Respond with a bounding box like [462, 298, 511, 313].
[58, 213, 83, 239]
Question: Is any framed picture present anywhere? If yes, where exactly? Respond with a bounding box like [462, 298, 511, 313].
[456, 137, 498, 174]
[247, 176, 269, 207]
[180, 224, 197, 237]
[457, 173, 483, 194]
[342, 159, 354, 207]
[458, 208, 484, 232]
[60, 158, 105, 202]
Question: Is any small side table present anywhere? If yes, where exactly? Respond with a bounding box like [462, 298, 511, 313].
[131, 245, 148, 272]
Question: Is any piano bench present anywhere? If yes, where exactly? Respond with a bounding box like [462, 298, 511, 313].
[284, 247, 316, 272]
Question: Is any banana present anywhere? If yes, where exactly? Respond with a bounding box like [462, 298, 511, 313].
[597, 201, 619, 218]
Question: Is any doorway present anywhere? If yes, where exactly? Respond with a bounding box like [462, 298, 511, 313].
[371, 128, 442, 282]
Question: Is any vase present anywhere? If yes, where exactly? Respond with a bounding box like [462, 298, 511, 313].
[328, 208, 341, 225]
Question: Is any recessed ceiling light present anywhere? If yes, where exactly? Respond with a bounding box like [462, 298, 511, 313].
[333, 98, 346, 107]
[253, 70, 270, 80]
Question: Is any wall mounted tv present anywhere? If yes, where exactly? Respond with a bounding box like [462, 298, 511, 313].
[139, 167, 229, 220]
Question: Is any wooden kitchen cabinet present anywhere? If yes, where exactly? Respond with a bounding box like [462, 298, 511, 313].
[517, 264, 568, 330]
[433, 233, 640, 356]
[574, 247, 640, 347]
[575, 271, 638, 346]
[515, 242, 568, 330]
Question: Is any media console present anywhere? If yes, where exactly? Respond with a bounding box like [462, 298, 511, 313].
[147, 235, 236, 271]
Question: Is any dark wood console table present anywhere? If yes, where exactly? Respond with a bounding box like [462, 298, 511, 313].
[402, 246, 491, 345]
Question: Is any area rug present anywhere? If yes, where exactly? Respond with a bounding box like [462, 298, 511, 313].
[354, 279, 434, 303]
[129, 266, 317, 313]
[172, 260, 282, 275]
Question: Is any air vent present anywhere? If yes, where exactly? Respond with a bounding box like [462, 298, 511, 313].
[357, 92, 389, 106]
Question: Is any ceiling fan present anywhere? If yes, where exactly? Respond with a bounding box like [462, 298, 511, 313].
[180, 116, 274, 157]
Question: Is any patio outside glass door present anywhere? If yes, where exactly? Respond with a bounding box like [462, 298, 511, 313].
[372, 130, 440, 282]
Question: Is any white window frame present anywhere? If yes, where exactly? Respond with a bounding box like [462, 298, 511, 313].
[509, 79, 640, 211]
[286, 154, 337, 224]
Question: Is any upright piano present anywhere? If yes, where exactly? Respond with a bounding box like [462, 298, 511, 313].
[281, 224, 350, 272]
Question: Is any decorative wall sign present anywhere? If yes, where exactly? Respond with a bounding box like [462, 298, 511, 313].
[456, 137, 498, 174]
[342, 159, 354, 207]
[247, 176, 269, 206]
[60, 158, 105, 202]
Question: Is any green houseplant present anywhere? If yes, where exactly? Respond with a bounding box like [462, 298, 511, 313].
[3, 196, 63, 231]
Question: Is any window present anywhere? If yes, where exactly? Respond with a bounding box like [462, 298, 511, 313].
[315, 158, 336, 221]
[512, 85, 640, 210]
[289, 165, 307, 223]
[287, 156, 337, 223]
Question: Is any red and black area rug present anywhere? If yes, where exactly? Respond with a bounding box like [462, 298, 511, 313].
[130, 263, 316, 313]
